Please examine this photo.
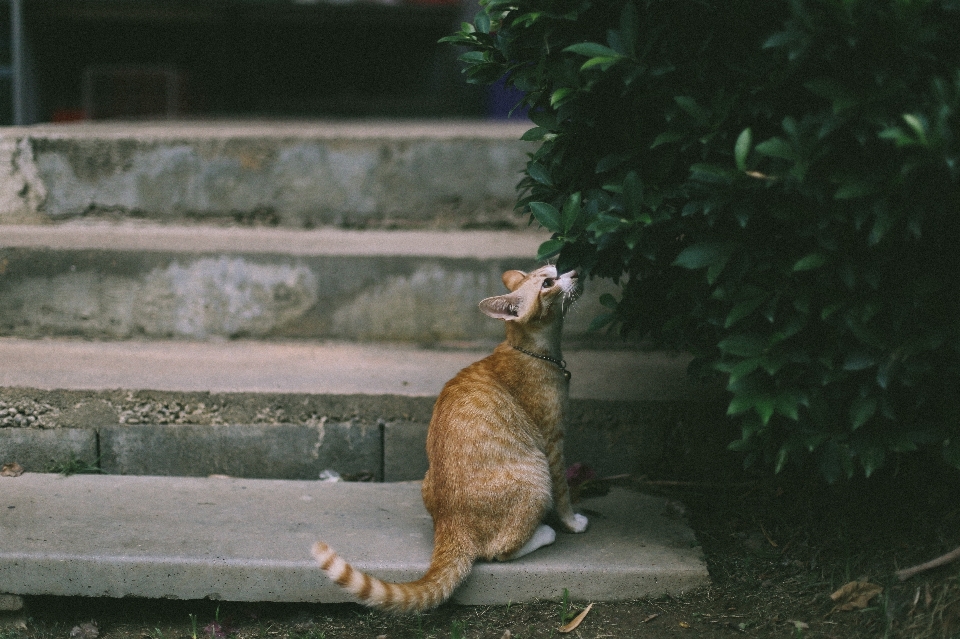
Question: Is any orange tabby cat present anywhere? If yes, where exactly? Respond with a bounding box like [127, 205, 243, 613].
[312, 265, 588, 612]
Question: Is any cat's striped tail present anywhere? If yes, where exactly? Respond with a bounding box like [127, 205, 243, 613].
[311, 540, 473, 613]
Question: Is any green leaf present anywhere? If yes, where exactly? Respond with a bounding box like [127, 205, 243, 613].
[650, 131, 682, 148]
[689, 163, 735, 184]
[458, 51, 487, 63]
[550, 88, 574, 108]
[792, 253, 827, 271]
[536, 238, 564, 261]
[849, 396, 877, 430]
[529, 202, 561, 232]
[521, 127, 547, 142]
[775, 392, 801, 421]
[725, 296, 766, 328]
[474, 11, 491, 34]
[859, 446, 886, 478]
[586, 213, 626, 235]
[561, 192, 581, 233]
[843, 352, 875, 371]
[599, 293, 618, 309]
[528, 110, 558, 129]
[834, 181, 875, 200]
[673, 242, 733, 269]
[734, 128, 752, 172]
[763, 30, 794, 49]
[580, 56, 623, 71]
[726, 393, 757, 416]
[527, 163, 554, 186]
[718, 334, 767, 357]
[754, 137, 796, 161]
[774, 445, 790, 474]
[754, 395, 776, 425]
[674, 96, 709, 124]
[902, 113, 928, 146]
[724, 358, 761, 384]
[563, 42, 621, 58]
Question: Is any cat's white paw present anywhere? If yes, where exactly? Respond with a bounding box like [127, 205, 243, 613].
[565, 513, 589, 533]
[507, 524, 557, 560]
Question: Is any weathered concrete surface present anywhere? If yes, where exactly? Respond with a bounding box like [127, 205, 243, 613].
[0, 121, 534, 228]
[99, 422, 383, 480]
[0, 340, 730, 480]
[0, 337, 706, 401]
[0, 223, 622, 341]
[0, 474, 708, 603]
[0, 428, 97, 473]
[0, 386, 732, 481]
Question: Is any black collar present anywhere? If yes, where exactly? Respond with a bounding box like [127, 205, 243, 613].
[512, 345, 571, 381]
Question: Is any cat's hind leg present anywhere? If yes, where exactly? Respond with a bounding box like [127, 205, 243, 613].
[502, 524, 556, 561]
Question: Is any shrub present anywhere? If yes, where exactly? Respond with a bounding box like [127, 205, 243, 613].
[444, 0, 960, 480]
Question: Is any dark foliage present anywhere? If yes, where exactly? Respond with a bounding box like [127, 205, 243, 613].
[443, 0, 960, 480]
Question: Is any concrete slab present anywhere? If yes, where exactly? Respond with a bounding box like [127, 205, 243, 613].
[0, 337, 703, 402]
[0, 120, 535, 228]
[0, 221, 544, 259]
[0, 474, 707, 604]
[0, 223, 624, 341]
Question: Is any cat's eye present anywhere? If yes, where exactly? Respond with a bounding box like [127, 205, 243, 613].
[542, 278, 555, 288]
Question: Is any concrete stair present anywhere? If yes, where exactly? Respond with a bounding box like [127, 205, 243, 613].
[2, 475, 706, 604]
[0, 120, 717, 607]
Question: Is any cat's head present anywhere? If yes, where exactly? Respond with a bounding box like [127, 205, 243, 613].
[478, 265, 580, 323]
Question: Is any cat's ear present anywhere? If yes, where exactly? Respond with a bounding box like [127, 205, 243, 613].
[501, 270, 527, 291]
[479, 293, 522, 320]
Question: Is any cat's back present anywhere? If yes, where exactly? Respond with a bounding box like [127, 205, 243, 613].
[430, 344, 564, 440]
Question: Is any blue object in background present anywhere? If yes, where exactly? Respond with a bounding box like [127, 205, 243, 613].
[487, 74, 528, 119]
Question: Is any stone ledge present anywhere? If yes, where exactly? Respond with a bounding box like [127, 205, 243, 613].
[0, 120, 535, 228]
[0, 338, 709, 401]
[0, 474, 708, 604]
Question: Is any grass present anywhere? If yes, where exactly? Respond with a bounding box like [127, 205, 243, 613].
[4, 452, 959, 638]
[46, 454, 101, 476]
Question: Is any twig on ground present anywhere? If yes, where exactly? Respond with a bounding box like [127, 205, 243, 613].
[896, 545, 960, 581]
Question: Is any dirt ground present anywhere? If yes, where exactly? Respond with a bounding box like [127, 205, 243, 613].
[3, 456, 959, 639]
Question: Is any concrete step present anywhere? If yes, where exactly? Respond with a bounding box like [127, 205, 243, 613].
[0, 474, 708, 604]
[0, 222, 625, 342]
[0, 337, 723, 481]
[0, 120, 718, 608]
[0, 120, 533, 229]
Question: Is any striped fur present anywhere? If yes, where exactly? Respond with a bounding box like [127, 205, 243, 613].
[311, 540, 472, 613]
[312, 266, 588, 612]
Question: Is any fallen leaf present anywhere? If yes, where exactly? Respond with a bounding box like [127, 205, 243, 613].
[830, 581, 883, 611]
[679, 621, 691, 628]
[1, 462, 24, 477]
[558, 602, 593, 633]
[500, 631, 511, 639]
[788, 620, 809, 630]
